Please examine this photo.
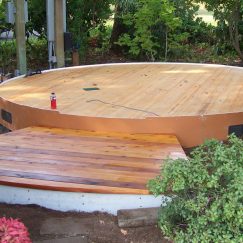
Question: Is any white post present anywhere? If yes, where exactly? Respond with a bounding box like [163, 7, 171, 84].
[63, 0, 66, 32]
[46, 0, 56, 69]
[46, 0, 66, 69]
[15, 0, 27, 74]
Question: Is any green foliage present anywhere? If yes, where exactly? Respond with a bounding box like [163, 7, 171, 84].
[165, 0, 217, 60]
[116, 0, 219, 62]
[0, 0, 13, 35]
[27, 0, 46, 37]
[148, 135, 243, 243]
[0, 40, 16, 73]
[0, 0, 113, 66]
[89, 25, 113, 55]
[67, 0, 112, 59]
[0, 0, 46, 36]
[197, 0, 243, 60]
[0, 38, 48, 73]
[168, 42, 238, 64]
[173, 0, 214, 44]
[26, 37, 48, 70]
[117, 0, 181, 60]
[0, 1, 5, 27]
[0, 0, 241, 65]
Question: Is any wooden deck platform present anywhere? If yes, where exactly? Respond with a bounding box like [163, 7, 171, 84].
[0, 127, 186, 194]
[0, 63, 242, 118]
[0, 63, 242, 148]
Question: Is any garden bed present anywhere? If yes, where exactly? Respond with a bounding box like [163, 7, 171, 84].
[0, 203, 170, 243]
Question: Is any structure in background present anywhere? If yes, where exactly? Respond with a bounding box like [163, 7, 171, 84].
[5, 0, 66, 74]
[46, 0, 66, 69]
[6, 0, 28, 75]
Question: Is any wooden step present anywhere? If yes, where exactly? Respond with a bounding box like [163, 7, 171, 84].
[0, 127, 186, 194]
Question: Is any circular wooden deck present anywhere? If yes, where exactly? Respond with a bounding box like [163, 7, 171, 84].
[0, 63, 242, 118]
[0, 63, 242, 148]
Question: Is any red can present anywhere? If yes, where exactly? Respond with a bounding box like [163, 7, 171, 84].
[50, 92, 57, 109]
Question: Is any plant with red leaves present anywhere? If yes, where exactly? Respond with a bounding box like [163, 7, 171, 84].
[0, 217, 31, 243]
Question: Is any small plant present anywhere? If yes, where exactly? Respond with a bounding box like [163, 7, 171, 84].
[0, 217, 31, 243]
[148, 135, 243, 243]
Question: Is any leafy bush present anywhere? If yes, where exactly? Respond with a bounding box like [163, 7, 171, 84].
[67, 0, 113, 60]
[0, 217, 31, 243]
[26, 37, 48, 70]
[0, 38, 48, 74]
[172, 0, 214, 45]
[117, 0, 181, 61]
[116, 0, 222, 62]
[197, 0, 243, 61]
[0, 40, 16, 74]
[148, 135, 243, 243]
[88, 25, 113, 55]
[167, 42, 238, 64]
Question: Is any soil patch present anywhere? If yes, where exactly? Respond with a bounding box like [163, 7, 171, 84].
[0, 203, 170, 243]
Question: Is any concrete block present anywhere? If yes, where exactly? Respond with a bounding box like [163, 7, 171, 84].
[40, 217, 94, 236]
[117, 207, 159, 228]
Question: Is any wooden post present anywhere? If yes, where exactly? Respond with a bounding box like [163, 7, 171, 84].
[54, 0, 65, 68]
[15, 0, 27, 75]
[72, 50, 80, 66]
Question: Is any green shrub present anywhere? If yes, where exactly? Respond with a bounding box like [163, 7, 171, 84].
[117, 0, 181, 61]
[148, 135, 243, 243]
[26, 37, 48, 70]
[0, 38, 48, 74]
[0, 40, 16, 74]
[88, 25, 113, 55]
[67, 0, 112, 60]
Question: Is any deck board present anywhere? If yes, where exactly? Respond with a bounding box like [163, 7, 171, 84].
[0, 127, 186, 194]
[0, 63, 242, 118]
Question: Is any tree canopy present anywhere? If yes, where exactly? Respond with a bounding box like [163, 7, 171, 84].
[198, 0, 243, 59]
[1, 0, 243, 71]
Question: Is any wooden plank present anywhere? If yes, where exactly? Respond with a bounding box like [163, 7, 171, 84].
[0, 126, 186, 194]
[7, 126, 180, 144]
[0, 133, 179, 152]
[0, 161, 157, 183]
[0, 170, 146, 189]
[0, 150, 162, 171]
[0, 176, 148, 194]
[0, 145, 163, 164]
[0, 140, 175, 160]
[0, 130, 180, 159]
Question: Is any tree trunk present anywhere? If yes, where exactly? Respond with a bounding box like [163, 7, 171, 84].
[228, 2, 243, 60]
[110, 4, 128, 53]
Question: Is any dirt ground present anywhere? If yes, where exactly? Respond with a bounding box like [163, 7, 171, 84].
[0, 203, 171, 243]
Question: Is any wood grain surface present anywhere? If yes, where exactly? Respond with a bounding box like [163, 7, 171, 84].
[0, 63, 242, 118]
[0, 127, 186, 194]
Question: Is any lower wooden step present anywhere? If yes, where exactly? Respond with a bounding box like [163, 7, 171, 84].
[0, 126, 186, 194]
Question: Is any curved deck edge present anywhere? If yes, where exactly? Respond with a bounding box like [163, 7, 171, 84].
[0, 97, 242, 148]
